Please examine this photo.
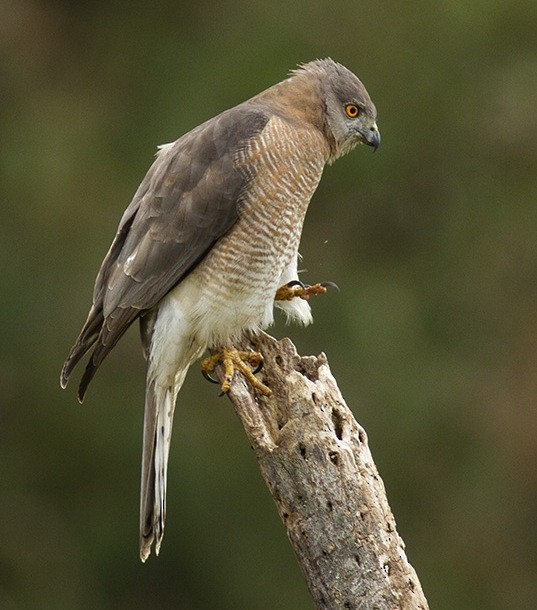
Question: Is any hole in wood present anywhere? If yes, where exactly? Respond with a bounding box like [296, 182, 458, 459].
[331, 408, 344, 440]
[328, 451, 339, 465]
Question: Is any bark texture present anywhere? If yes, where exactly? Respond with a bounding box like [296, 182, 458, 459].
[219, 331, 429, 610]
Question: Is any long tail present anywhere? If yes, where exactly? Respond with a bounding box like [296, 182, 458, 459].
[139, 368, 189, 562]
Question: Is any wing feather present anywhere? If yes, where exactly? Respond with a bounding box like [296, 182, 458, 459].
[61, 105, 269, 398]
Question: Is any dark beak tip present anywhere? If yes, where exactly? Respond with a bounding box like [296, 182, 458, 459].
[367, 130, 381, 151]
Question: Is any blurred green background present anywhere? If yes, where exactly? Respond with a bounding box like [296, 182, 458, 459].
[2, 1, 537, 608]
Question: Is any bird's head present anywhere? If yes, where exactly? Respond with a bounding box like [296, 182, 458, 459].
[292, 58, 380, 162]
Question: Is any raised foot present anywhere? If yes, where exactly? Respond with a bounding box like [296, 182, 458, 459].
[200, 347, 272, 396]
[275, 280, 339, 301]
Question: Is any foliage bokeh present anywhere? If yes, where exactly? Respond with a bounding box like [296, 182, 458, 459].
[2, 1, 536, 608]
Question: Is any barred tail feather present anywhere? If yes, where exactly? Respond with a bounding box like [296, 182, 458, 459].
[139, 368, 188, 562]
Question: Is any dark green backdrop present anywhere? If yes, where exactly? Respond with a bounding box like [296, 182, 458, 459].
[2, 1, 536, 608]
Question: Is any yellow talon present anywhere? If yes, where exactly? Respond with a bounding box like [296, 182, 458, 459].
[201, 347, 272, 396]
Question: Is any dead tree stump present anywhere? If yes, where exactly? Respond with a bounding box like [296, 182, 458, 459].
[218, 331, 429, 610]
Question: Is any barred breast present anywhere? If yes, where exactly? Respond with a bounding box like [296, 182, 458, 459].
[188, 115, 330, 348]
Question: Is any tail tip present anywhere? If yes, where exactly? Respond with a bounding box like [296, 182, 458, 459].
[140, 540, 152, 563]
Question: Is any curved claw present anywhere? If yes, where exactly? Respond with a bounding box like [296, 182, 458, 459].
[285, 279, 306, 290]
[202, 368, 220, 384]
[251, 356, 264, 375]
[320, 281, 340, 292]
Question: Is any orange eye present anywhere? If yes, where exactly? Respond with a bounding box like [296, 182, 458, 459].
[345, 103, 360, 118]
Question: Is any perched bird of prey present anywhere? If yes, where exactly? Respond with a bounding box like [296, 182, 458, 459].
[60, 58, 380, 561]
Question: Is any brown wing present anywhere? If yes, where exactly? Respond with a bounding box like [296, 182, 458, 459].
[61, 105, 269, 400]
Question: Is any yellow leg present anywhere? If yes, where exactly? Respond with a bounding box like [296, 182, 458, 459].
[201, 347, 272, 396]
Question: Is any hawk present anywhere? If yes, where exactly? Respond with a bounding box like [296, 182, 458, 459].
[60, 58, 380, 561]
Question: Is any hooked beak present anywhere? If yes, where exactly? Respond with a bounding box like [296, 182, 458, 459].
[362, 123, 381, 150]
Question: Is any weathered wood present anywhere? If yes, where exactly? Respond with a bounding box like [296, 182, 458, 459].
[220, 331, 429, 610]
